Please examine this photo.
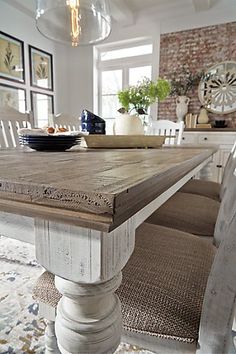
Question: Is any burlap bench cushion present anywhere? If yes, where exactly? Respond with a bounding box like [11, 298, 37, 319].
[33, 223, 215, 344]
[179, 179, 221, 201]
[146, 192, 220, 236]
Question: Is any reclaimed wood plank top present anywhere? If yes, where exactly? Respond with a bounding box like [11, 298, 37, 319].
[0, 147, 216, 231]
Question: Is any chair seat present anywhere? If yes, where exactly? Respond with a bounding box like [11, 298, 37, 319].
[179, 179, 221, 201]
[119, 224, 215, 344]
[146, 192, 220, 236]
[33, 223, 215, 345]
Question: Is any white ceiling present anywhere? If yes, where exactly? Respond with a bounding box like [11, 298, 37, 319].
[1, 0, 236, 25]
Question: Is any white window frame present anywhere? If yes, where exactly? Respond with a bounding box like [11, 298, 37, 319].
[94, 39, 153, 120]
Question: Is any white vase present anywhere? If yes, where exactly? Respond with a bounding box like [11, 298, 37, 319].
[176, 96, 190, 122]
[113, 114, 144, 135]
[198, 107, 209, 124]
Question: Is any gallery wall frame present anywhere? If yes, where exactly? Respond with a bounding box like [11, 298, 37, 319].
[31, 90, 54, 127]
[0, 83, 26, 112]
[29, 45, 54, 91]
[0, 31, 25, 83]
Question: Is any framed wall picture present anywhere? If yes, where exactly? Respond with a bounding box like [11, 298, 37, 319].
[29, 45, 53, 91]
[0, 83, 26, 112]
[0, 31, 25, 83]
[31, 91, 54, 127]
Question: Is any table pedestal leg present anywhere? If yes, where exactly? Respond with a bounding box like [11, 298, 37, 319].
[45, 320, 60, 354]
[55, 273, 122, 354]
[35, 219, 135, 354]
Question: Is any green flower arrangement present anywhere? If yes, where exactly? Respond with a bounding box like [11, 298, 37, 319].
[118, 77, 171, 115]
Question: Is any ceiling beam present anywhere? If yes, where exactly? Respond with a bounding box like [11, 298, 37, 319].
[109, 0, 134, 26]
[192, 0, 212, 12]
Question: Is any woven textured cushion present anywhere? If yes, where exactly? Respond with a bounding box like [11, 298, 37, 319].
[179, 179, 220, 201]
[33, 271, 61, 309]
[118, 223, 215, 343]
[33, 223, 215, 344]
[146, 192, 220, 236]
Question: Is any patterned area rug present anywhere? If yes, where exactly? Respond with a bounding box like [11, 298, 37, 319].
[0, 236, 153, 354]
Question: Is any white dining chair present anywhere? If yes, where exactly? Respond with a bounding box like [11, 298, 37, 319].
[145, 143, 236, 240]
[180, 140, 236, 201]
[49, 113, 80, 131]
[0, 106, 33, 149]
[0, 107, 34, 245]
[147, 119, 184, 145]
[32, 167, 236, 354]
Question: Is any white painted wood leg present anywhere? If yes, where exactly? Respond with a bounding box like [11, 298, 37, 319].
[35, 218, 136, 354]
[45, 320, 60, 354]
[55, 273, 122, 354]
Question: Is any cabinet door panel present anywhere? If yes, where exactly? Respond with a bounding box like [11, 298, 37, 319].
[182, 132, 235, 183]
[198, 134, 236, 145]
[181, 134, 196, 144]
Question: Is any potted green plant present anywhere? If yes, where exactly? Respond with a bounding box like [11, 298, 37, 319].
[114, 77, 170, 135]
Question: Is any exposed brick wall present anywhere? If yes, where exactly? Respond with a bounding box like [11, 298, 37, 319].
[158, 22, 236, 127]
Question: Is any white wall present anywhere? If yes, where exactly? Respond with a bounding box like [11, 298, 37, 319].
[0, 0, 69, 115]
[67, 45, 93, 117]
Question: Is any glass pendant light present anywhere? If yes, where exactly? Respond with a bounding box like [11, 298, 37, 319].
[36, 0, 111, 46]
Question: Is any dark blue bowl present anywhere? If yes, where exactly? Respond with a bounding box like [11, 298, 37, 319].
[19, 135, 81, 151]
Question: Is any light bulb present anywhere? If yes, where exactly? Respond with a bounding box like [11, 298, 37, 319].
[66, 0, 80, 46]
[36, 0, 111, 46]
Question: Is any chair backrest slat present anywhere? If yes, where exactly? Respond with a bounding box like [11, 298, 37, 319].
[1, 120, 14, 148]
[214, 155, 236, 246]
[198, 169, 236, 353]
[0, 107, 32, 149]
[10, 121, 20, 147]
[0, 121, 7, 148]
[148, 119, 184, 145]
[219, 140, 236, 200]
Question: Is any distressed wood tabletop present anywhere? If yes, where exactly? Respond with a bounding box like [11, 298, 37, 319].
[0, 147, 216, 231]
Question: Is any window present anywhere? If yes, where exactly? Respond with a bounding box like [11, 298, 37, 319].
[100, 44, 152, 61]
[96, 41, 153, 123]
[101, 70, 122, 118]
[129, 66, 152, 86]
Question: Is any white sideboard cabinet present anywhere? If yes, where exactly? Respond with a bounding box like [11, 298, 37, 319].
[181, 130, 236, 183]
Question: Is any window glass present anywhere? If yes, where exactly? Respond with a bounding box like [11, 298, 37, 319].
[129, 66, 152, 86]
[101, 70, 122, 118]
[101, 44, 152, 61]
[102, 95, 120, 118]
[102, 70, 122, 94]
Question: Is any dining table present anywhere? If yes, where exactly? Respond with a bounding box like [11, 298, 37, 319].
[0, 146, 217, 354]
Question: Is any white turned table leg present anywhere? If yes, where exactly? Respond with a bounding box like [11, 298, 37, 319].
[45, 320, 60, 354]
[55, 273, 122, 354]
[35, 219, 135, 354]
